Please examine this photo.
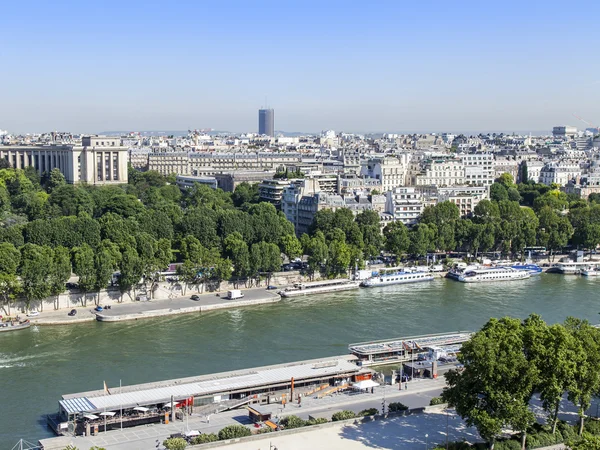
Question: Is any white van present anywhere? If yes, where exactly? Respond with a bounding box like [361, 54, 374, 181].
[227, 290, 244, 300]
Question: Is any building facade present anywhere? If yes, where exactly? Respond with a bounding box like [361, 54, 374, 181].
[0, 136, 128, 184]
[258, 109, 275, 136]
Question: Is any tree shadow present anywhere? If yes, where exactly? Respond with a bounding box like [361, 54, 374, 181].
[338, 411, 481, 449]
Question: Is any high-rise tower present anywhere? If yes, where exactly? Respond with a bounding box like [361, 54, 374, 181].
[258, 108, 274, 136]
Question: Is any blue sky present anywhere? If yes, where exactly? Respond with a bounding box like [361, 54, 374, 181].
[2, 0, 599, 134]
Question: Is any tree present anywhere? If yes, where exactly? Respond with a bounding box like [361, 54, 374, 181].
[564, 317, 600, 435]
[218, 424, 251, 440]
[232, 182, 259, 207]
[443, 317, 537, 450]
[496, 172, 515, 187]
[327, 235, 351, 276]
[0, 273, 20, 315]
[409, 223, 435, 257]
[383, 221, 410, 257]
[72, 244, 96, 306]
[162, 437, 187, 450]
[49, 246, 72, 310]
[118, 245, 143, 300]
[224, 232, 251, 279]
[250, 241, 282, 283]
[490, 183, 509, 202]
[44, 168, 66, 193]
[280, 234, 302, 261]
[20, 244, 53, 311]
[473, 200, 500, 224]
[306, 232, 328, 278]
[522, 315, 577, 434]
[94, 242, 120, 301]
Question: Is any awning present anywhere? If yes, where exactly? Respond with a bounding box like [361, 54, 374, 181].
[185, 430, 200, 437]
[99, 411, 116, 417]
[84, 414, 99, 420]
[162, 403, 172, 408]
[352, 379, 380, 390]
[133, 407, 150, 412]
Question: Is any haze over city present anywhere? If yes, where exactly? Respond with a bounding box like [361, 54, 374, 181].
[3, 0, 599, 134]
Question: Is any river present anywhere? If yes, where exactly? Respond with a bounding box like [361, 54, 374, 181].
[1, 274, 596, 445]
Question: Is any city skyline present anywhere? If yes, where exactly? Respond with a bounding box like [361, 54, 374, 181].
[2, 0, 599, 134]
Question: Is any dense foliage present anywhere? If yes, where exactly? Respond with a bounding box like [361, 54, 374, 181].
[443, 315, 600, 449]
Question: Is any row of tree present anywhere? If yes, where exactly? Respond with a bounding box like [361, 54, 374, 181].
[443, 315, 600, 450]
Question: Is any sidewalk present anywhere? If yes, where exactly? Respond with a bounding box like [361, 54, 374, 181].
[28, 288, 280, 326]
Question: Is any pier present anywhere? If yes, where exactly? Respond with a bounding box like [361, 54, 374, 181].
[94, 288, 281, 322]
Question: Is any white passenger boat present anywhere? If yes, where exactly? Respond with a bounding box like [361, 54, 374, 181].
[458, 267, 530, 283]
[280, 279, 359, 297]
[361, 267, 434, 287]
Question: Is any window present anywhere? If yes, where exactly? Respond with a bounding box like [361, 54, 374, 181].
[105, 153, 111, 180]
[113, 153, 119, 180]
[97, 154, 103, 181]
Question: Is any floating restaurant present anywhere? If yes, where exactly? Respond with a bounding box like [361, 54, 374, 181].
[48, 355, 365, 436]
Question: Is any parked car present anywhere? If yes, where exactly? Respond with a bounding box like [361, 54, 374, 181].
[66, 282, 78, 290]
[94, 305, 103, 312]
[27, 310, 39, 317]
[191, 295, 200, 300]
[68, 309, 77, 316]
[266, 285, 278, 290]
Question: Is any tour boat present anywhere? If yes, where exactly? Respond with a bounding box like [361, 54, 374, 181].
[361, 267, 434, 287]
[458, 267, 530, 283]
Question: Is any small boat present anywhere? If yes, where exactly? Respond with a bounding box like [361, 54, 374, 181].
[458, 267, 530, 283]
[0, 318, 31, 332]
[361, 267, 434, 287]
[582, 267, 600, 277]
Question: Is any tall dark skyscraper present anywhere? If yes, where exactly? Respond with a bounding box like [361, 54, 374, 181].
[258, 108, 274, 136]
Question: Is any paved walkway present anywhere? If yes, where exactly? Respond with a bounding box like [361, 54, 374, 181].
[28, 288, 280, 325]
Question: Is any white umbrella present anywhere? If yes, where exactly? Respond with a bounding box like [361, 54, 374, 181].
[99, 411, 116, 416]
[133, 406, 150, 412]
[352, 379, 380, 390]
[84, 414, 99, 420]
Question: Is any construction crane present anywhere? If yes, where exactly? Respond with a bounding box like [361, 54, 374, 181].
[572, 113, 600, 133]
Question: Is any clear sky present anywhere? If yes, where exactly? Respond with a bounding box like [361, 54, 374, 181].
[2, 0, 599, 134]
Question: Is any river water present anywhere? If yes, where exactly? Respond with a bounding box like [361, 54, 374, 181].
[1, 274, 597, 444]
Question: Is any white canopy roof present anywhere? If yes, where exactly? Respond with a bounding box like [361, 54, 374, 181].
[352, 379, 379, 390]
[99, 411, 116, 416]
[133, 406, 150, 412]
[83, 414, 99, 420]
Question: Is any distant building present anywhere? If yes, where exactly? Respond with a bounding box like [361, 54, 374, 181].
[0, 135, 128, 185]
[176, 175, 218, 190]
[258, 109, 275, 137]
[552, 126, 577, 138]
[385, 187, 424, 226]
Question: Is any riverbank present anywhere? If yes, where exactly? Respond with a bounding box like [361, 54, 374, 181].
[28, 288, 281, 325]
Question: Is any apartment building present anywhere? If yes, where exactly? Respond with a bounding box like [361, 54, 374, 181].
[385, 187, 424, 226]
[258, 179, 293, 208]
[361, 156, 407, 192]
[458, 153, 494, 186]
[413, 158, 465, 187]
[540, 162, 582, 186]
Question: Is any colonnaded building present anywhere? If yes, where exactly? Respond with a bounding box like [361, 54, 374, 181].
[0, 136, 128, 184]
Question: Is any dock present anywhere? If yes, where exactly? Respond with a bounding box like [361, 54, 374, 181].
[349, 331, 472, 367]
[95, 288, 281, 322]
